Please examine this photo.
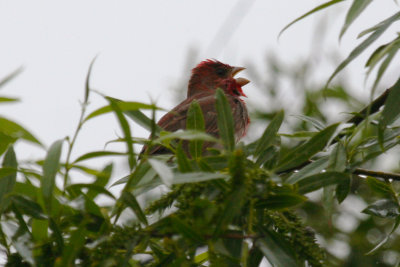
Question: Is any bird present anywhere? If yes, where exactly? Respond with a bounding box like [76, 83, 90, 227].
[142, 59, 250, 156]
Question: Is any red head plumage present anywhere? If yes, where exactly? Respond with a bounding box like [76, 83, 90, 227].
[187, 59, 249, 98]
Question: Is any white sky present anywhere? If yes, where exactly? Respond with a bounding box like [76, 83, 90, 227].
[0, 0, 398, 161]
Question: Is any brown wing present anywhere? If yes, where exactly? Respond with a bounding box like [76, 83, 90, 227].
[142, 93, 248, 155]
[141, 94, 218, 155]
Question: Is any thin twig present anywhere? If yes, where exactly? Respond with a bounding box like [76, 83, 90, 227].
[353, 167, 400, 181]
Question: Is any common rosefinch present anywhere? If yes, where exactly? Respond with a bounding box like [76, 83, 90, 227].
[143, 59, 250, 155]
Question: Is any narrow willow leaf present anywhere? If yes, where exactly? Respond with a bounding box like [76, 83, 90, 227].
[84, 55, 98, 104]
[194, 251, 208, 264]
[256, 227, 298, 267]
[370, 46, 399, 94]
[148, 159, 173, 187]
[277, 124, 339, 172]
[41, 139, 63, 213]
[0, 67, 23, 89]
[0, 146, 17, 210]
[60, 227, 86, 266]
[214, 187, 246, 235]
[121, 191, 148, 225]
[87, 163, 113, 199]
[32, 219, 48, 241]
[335, 174, 351, 203]
[379, 76, 400, 127]
[10, 195, 47, 219]
[254, 110, 284, 158]
[0, 117, 42, 145]
[358, 11, 400, 38]
[156, 130, 218, 143]
[67, 183, 115, 199]
[366, 216, 400, 255]
[327, 142, 347, 172]
[215, 88, 235, 151]
[187, 100, 205, 158]
[172, 172, 229, 184]
[0, 97, 19, 103]
[73, 150, 126, 164]
[362, 199, 400, 218]
[297, 171, 348, 194]
[327, 11, 400, 86]
[124, 109, 163, 134]
[292, 114, 325, 130]
[106, 97, 136, 170]
[170, 216, 204, 243]
[366, 177, 396, 199]
[339, 0, 372, 40]
[279, 0, 345, 38]
[84, 101, 159, 122]
[255, 193, 307, 210]
[175, 143, 192, 173]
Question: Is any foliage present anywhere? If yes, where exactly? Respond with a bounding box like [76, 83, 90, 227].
[2, 2, 400, 266]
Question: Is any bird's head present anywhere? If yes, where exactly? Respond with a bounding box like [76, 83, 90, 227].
[188, 59, 250, 98]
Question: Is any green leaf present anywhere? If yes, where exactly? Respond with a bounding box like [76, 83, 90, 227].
[297, 171, 348, 194]
[215, 88, 235, 151]
[32, 219, 48, 241]
[121, 191, 148, 225]
[366, 216, 400, 255]
[0, 67, 23, 89]
[170, 216, 204, 243]
[327, 142, 347, 172]
[73, 150, 126, 164]
[277, 124, 339, 172]
[84, 101, 159, 122]
[362, 199, 400, 218]
[292, 114, 325, 130]
[0, 147, 17, 210]
[172, 172, 229, 184]
[41, 139, 63, 213]
[336, 175, 351, 203]
[106, 97, 136, 170]
[10, 195, 47, 219]
[379, 76, 400, 127]
[148, 158, 173, 187]
[327, 11, 400, 86]
[84, 55, 98, 104]
[279, 0, 345, 38]
[156, 130, 218, 143]
[67, 183, 115, 199]
[0, 96, 19, 103]
[366, 176, 396, 199]
[86, 163, 113, 199]
[0, 117, 41, 145]
[255, 193, 307, 210]
[370, 44, 399, 95]
[339, 0, 372, 40]
[60, 226, 86, 266]
[256, 227, 298, 267]
[254, 110, 284, 158]
[214, 187, 246, 235]
[124, 109, 163, 134]
[187, 100, 205, 158]
[175, 143, 192, 173]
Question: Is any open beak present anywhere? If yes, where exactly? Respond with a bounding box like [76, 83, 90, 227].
[231, 66, 250, 97]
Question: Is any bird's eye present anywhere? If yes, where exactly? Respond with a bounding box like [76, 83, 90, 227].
[216, 68, 227, 77]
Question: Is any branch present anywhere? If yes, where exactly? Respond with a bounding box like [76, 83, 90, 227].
[353, 167, 400, 181]
[346, 88, 390, 126]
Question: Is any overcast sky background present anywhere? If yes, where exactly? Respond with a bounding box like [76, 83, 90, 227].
[0, 0, 398, 163]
